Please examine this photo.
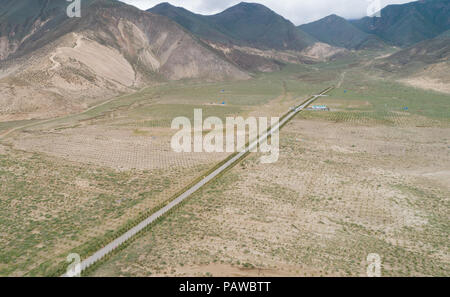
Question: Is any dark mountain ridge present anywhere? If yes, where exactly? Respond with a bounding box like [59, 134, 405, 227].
[149, 2, 316, 51]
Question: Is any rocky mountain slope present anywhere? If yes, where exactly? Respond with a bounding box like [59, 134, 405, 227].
[149, 2, 316, 51]
[0, 0, 73, 60]
[376, 30, 450, 93]
[0, 0, 249, 120]
[148, 2, 347, 71]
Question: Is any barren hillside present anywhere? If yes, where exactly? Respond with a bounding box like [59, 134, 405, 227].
[376, 31, 450, 93]
[0, 0, 249, 120]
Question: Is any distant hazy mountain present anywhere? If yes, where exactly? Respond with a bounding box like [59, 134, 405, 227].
[149, 2, 316, 51]
[0, 0, 248, 120]
[352, 0, 450, 47]
[299, 14, 384, 50]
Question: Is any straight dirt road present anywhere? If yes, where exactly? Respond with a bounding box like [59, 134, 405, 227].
[63, 86, 334, 276]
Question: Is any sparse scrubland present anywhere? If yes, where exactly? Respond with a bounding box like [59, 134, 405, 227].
[1, 48, 449, 276]
[88, 55, 448, 277]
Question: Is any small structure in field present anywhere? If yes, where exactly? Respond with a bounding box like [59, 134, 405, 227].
[307, 105, 330, 111]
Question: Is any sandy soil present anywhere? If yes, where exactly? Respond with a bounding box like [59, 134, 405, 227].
[399, 77, 450, 94]
[12, 125, 228, 171]
[50, 33, 136, 87]
[92, 116, 449, 277]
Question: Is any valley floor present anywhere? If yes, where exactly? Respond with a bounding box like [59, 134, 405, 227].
[0, 52, 449, 276]
[92, 84, 450, 277]
[93, 118, 450, 277]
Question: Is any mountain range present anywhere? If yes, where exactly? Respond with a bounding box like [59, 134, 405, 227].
[352, 0, 449, 47]
[0, 0, 448, 120]
[299, 0, 449, 49]
[375, 29, 450, 93]
[149, 1, 449, 50]
[148, 2, 347, 71]
[0, 0, 248, 120]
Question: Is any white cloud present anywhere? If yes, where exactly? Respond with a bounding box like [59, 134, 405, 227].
[120, 0, 415, 25]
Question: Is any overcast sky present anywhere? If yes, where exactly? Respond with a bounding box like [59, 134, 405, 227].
[120, 0, 416, 25]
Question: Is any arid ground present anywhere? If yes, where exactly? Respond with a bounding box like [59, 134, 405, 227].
[92, 64, 450, 277]
[1, 51, 448, 276]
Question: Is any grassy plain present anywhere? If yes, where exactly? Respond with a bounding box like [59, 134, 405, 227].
[0, 63, 307, 275]
[91, 54, 449, 277]
[1, 50, 448, 276]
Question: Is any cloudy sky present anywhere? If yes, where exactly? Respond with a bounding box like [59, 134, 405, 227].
[120, 0, 415, 25]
